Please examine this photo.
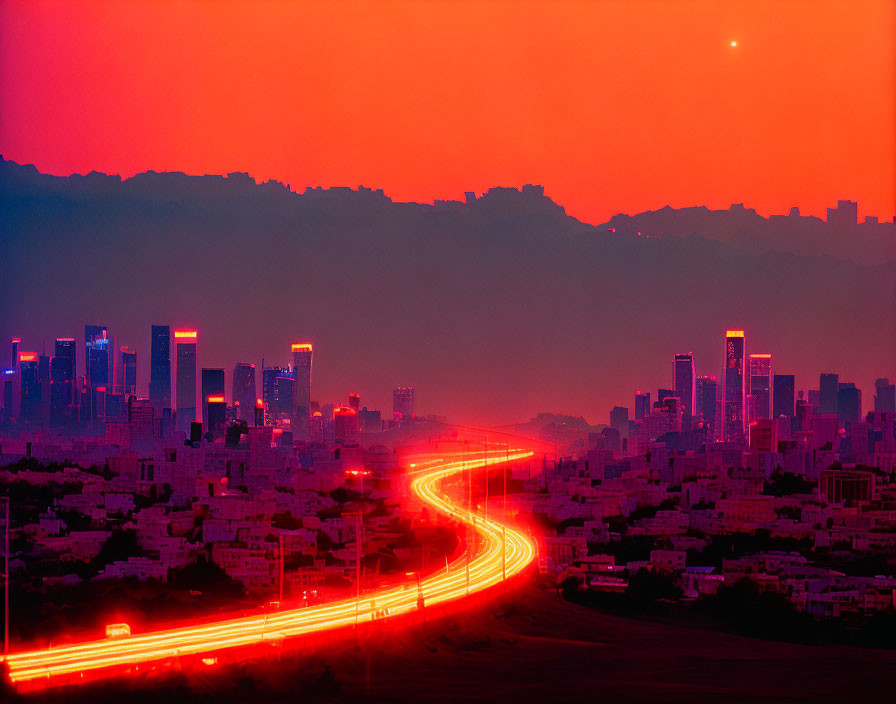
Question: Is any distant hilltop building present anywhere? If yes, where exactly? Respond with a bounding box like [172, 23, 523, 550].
[826, 199, 857, 227]
[459, 185, 566, 217]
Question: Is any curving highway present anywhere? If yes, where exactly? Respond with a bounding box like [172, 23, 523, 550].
[2, 447, 536, 688]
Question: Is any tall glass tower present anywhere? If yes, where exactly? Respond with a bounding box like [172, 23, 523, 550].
[292, 343, 313, 441]
[722, 330, 745, 442]
[175, 330, 198, 430]
[149, 325, 171, 410]
[673, 353, 696, 428]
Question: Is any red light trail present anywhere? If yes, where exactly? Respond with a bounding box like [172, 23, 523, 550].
[2, 448, 536, 688]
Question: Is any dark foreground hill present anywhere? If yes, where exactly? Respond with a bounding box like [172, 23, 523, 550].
[14, 583, 896, 703]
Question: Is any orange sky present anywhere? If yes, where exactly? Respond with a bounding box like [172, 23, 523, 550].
[1, 0, 893, 223]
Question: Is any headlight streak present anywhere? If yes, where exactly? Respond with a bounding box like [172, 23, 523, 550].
[3, 448, 536, 687]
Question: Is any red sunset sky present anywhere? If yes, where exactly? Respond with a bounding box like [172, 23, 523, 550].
[1, 0, 894, 223]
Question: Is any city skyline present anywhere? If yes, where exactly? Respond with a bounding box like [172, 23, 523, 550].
[4, 323, 891, 435]
[3, 319, 890, 429]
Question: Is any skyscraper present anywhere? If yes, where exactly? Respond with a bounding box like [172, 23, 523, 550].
[695, 375, 717, 436]
[232, 362, 256, 421]
[748, 354, 772, 421]
[18, 353, 40, 425]
[84, 324, 107, 376]
[657, 388, 675, 404]
[795, 392, 812, 432]
[85, 326, 110, 423]
[50, 338, 76, 426]
[837, 383, 861, 428]
[673, 353, 696, 428]
[393, 386, 415, 421]
[3, 370, 14, 420]
[291, 343, 313, 441]
[121, 347, 137, 396]
[874, 378, 895, 413]
[634, 391, 651, 421]
[276, 375, 295, 419]
[149, 325, 171, 410]
[206, 395, 226, 439]
[609, 405, 629, 440]
[262, 366, 282, 419]
[722, 330, 746, 442]
[174, 330, 198, 430]
[10, 337, 20, 370]
[772, 374, 795, 421]
[201, 368, 225, 427]
[819, 373, 839, 415]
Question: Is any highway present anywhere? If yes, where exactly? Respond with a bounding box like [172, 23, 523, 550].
[2, 447, 537, 688]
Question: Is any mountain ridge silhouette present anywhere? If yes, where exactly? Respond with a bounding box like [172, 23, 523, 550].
[1, 157, 892, 425]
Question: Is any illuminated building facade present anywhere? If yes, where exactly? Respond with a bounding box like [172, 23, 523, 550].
[291, 344, 313, 441]
[748, 353, 772, 421]
[149, 324, 171, 410]
[175, 331, 198, 430]
[722, 330, 746, 442]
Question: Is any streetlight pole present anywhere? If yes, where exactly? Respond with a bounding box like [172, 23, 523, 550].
[278, 532, 284, 606]
[466, 440, 472, 518]
[484, 441, 488, 521]
[2, 496, 9, 655]
[502, 525, 506, 581]
[504, 442, 508, 519]
[344, 511, 363, 626]
[465, 522, 471, 596]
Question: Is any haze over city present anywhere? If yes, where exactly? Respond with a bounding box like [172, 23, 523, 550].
[0, 1, 894, 702]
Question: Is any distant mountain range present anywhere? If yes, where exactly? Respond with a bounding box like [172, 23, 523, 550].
[1, 158, 893, 425]
[600, 203, 894, 266]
